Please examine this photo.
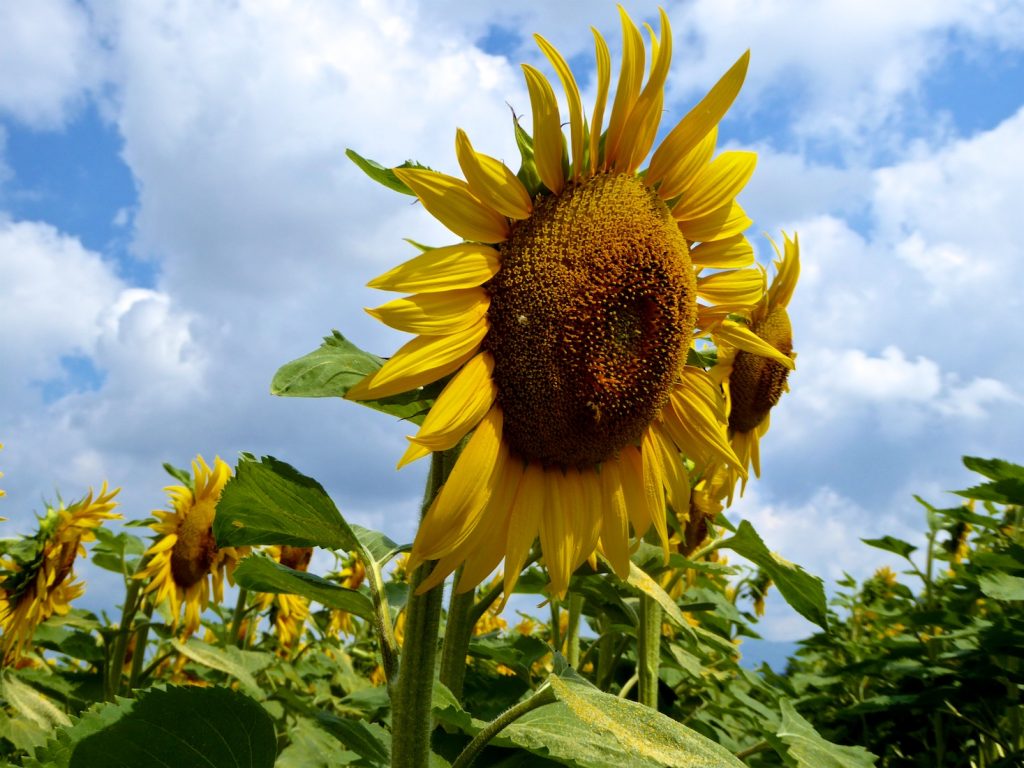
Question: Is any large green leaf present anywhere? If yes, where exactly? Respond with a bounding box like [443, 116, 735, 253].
[277, 718, 364, 767]
[861, 536, 916, 560]
[169, 638, 272, 700]
[215, 455, 355, 550]
[978, 571, 1024, 601]
[713, 521, 828, 630]
[233, 554, 374, 619]
[271, 330, 440, 424]
[68, 686, 275, 768]
[775, 699, 877, 767]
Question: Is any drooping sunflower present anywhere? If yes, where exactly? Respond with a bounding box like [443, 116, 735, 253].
[254, 545, 313, 652]
[349, 8, 794, 599]
[137, 456, 246, 637]
[712, 232, 799, 495]
[0, 484, 120, 663]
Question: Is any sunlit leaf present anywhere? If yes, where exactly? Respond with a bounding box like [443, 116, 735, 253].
[233, 554, 374, 619]
[775, 699, 877, 767]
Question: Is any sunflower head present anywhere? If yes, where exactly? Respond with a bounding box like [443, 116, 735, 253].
[138, 456, 245, 637]
[0, 483, 120, 663]
[347, 8, 788, 598]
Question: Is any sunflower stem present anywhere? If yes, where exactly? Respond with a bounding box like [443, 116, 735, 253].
[390, 450, 452, 768]
[127, 602, 154, 693]
[451, 684, 557, 768]
[566, 592, 583, 669]
[106, 559, 146, 700]
[229, 587, 249, 648]
[637, 593, 662, 708]
[439, 567, 475, 702]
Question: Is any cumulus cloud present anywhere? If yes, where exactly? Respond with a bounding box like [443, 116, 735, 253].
[0, 0, 102, 128]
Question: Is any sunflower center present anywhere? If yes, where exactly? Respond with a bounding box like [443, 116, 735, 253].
[728, 307, 793, 433]
[170, 496, 218, 589]
[485, 172, 696, 468]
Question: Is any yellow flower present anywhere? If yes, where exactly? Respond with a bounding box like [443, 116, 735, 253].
[712, 233, 800, 494]
[327, 553, 367, 637]
[0, 484, 120, 663]
[350, 9, 788, 600]
[255, 545, 313, 653]
[137, 456, 246, 637]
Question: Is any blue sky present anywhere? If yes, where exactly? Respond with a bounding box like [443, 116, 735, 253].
[1, 0, 1023, 644]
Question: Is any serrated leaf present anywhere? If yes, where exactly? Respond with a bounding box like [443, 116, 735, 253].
[169, 638, 272, 699]
[978, 571, 1024, 601]
[233, 554, 374, 619]
[68, 686, 275, 768]
[776, 699, 877, 767]
[349, 524, 401, 563]
[962, 456, 1024, 483]
[860, 536, 917, 559]
[271, 331, 440, 423]
[215, 455, 354, 550]
[494, 675, 745, 767]
[714, 521, 828, 630]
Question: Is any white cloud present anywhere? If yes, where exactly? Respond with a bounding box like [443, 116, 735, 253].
[0, 0, 102, 128]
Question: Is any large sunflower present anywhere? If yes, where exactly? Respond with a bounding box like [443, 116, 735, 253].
[0, 484, 120, 663]
[137, 456, 246, 637]
[349, 9, 794, 599]
[712, 233, 799, 495]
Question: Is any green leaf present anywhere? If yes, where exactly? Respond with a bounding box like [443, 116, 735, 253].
[315, 712, 391, 766]
[861, 536, 917, 559]
[68, 686, 275, 768]
[349, 524, 401, 563]
[215, 455, 355, 550]
[620, 559, 695, 639]
[169, 638, 272, 700]
[277, 718, 363, 767]
[233, 554, 374, 619]
[776, 699, 877, 767]
[271, 330, 440, 423]
[496, 674, 745, 767]
[0, 672, 71, 731]
[962, 456, 1024, 483]
[345, 149, 418, 196]
[978, 571, 1024, 601]
[162, 461, 194, 489]
[714, 521, 828, 630]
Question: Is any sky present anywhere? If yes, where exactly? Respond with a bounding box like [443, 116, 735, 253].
[1, 0, 1023, 645]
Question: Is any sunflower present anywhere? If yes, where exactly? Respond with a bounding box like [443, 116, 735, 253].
[349, 8, 794, 599]
[326, 552, 367, 637]
[255, 545, 313, 652]
[0, 484, 120, 663]
[137, 456, 246, 637]
[712, 232, 800, 495]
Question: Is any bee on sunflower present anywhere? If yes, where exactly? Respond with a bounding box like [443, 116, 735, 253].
[349, 7, 797, 600]
[0, 484, 120, 663]
[137, 456, 247, 637]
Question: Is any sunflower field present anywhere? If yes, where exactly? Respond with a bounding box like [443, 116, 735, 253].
[2, 8, 1022, 768]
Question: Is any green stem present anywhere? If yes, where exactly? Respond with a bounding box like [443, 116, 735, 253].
[637, 593, 661, 709]
[451, 685, 557, 768]
[549, 601, 562, 654]
[596, 614, 614, 691]
[107, 563, 146, 699]
[734, 740, 772, 760]
[127, 603, 154, 693]
[390, 451, 452, 768]
[229, 588, 249, 648]
[566, 592, 583, 668]
[439, 567, 476, 701]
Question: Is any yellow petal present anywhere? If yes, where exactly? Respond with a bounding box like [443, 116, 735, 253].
[346, 319, 487, 400]
[367, 243, 499, 293]
[521, 63, 564, 195]
[393, 167, 509, 243]
[673, 151, 757, 220]
[766, 232, 801, 310]
[409, 407, 503, 564]
[677, 201, 752, 244]
[650, 422, 691, 523]
[403, 352, 497, 460]
[647, 51, 750, 194]
[639, 431, 671, 558]
[697, 267, 765, 307]
[663, 368, 744, 473]
[604, 7, 644, 168]
[713, 319, 795, 369]
[366, 288, 489, 335]
[599, 460, 631, 579]
[617, 9, 672, 173]
[397, 440, 431, 468]
[654, 127, 717, 201]
[539, 467, 574, 598]
[455, 129, 532, 220]
[455, 455, 524, 593]
[589, 28, 611, 174]
[502, 462, 544, 605]
[534, 34, 585, 180]
[618, 446, 652, 539]
[572, 468, 604, 571]
[690, 234, 754, 269]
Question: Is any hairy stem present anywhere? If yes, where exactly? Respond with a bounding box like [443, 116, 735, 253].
[451, 685, 557, 768]
[637, 593, 662, 708]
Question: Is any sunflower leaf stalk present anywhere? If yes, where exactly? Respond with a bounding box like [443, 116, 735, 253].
[438, 567, 476, 701]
